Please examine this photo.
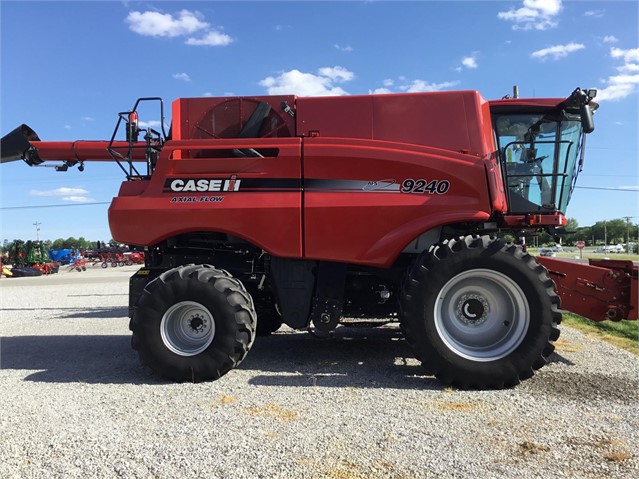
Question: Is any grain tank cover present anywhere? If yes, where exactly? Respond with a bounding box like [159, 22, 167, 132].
[296, 91, 494, 157]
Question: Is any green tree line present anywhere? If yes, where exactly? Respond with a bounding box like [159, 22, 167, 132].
[531, 218, 639, 247]
[1, 237, 115, 254]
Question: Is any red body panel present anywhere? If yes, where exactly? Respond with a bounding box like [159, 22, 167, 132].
[109, 138, 303, 257]
[296, 91, 495, 157]
[302, 138, 492, 267]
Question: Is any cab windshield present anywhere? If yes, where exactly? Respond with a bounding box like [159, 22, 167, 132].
[494, 112, 584, 214]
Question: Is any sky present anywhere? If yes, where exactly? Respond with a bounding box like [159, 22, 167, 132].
[1, 0, 638, 243]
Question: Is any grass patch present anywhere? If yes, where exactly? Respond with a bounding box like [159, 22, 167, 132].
[556, 252, 639, 261]
[528, 248, 639, 261]
[562, 313, 638, 355]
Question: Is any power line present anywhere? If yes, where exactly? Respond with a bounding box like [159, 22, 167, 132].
[574, 186, 639, 192]
[580, 174, 639, 178]
[0, 202, 111, 210]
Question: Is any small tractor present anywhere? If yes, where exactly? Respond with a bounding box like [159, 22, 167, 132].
[2, 87, 636, 388]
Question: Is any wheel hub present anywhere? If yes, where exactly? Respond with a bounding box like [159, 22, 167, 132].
[456, 294, 489, 325]
[160, 301, 216, 356]
[189, 315, 206, 333]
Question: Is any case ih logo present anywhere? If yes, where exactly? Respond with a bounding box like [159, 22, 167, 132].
[164, 176, 241, 193]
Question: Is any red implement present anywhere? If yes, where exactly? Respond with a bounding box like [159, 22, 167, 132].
[538, 257, 638, 321]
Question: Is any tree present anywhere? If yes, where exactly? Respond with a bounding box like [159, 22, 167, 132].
[562, 218, 579, 245]
[591, 219, 627, 245]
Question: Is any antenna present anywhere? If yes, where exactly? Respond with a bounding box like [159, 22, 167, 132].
[33, 221, 41, 241]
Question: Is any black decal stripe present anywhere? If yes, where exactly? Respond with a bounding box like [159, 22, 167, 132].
[162, 177, 413, 193]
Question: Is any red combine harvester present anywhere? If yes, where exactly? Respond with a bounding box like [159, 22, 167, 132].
[2, 88, 636, 388]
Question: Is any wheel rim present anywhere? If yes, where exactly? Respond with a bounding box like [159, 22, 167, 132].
[434, 269, 529, 361]
[160, 301, 216, 356]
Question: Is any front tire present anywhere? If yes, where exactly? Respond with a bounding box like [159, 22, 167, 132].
[400, 236, 560, 389]
[130, 264, 256, 382]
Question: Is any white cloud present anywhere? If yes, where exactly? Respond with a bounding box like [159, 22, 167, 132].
[317, 66, 355, 83]
[611, 47, 639, 63]
[596, 84, 636, 102]
[126, 9, 232, 47]
[497, 0, 562, 30]
[400, 80, 460, 93]
[63, 196, 97, 203]
[369, 88, 393, 94]
[202, 92, 213, 97]
[618, 63, 639, 73]
[603, 35, 618, 44]
[260, 67, 354, 96]
[172, 72, 191, 82]
[138, 120, 163, 128]
[597, 47, 639, 102]
[584, 10, 604, 18]
[531, 42, 585, 60]
[126, 10, 208, 37]
[81, 116, 94, 121]
[334, 44, 354, 52]
[459, 53, 479, 70]
[64, 124, 71, 130]
[30, 187, 89, 197]
[186, 31, 233, 46]
[371, 78, 459, 95]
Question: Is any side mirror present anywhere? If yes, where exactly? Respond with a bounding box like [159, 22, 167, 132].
[580, 102, 594, 134]
[569, 88, 596, 134]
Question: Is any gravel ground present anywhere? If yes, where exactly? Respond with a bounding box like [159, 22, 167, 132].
[1, 265, 638, 478]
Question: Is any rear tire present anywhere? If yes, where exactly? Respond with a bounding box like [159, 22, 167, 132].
[400, 235, 560, 389]
[130, 264, 256, 382]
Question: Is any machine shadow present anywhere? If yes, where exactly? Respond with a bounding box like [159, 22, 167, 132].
[0, 306, 128, 319]
[2, 324, 576, 389]
[1, 325, 444, 389]
[0, 334, 160, 385]
[241, 326, 443, 390]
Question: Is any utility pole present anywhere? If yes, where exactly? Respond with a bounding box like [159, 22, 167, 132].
[622, 216, 633, 252]
[604, 220, 607, 246]
[33, 221, 41, 241]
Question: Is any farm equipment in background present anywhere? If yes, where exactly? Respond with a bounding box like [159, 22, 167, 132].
[89, 247, 143, 267]
[5, 240, 59, 276]
[66, 251, 87, 272]
[2, 87, 636, 389]
[125, 251, 145, 265]
[48, 248, 75, 265]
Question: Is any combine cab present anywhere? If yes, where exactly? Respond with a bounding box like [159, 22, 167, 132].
[2, 87, 636, 388]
